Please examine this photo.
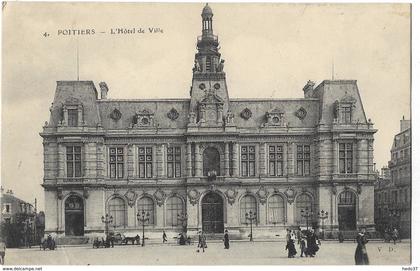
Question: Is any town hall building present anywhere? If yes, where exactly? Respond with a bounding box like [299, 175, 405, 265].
[41, 4, 377, 240]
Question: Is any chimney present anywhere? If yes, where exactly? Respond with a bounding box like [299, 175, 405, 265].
[99, 82, 109, 99]
[400, 115, 410, 132]
[303, 80, 315, 98]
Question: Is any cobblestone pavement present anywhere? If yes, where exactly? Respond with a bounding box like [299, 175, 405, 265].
[3, 240, 411, 265]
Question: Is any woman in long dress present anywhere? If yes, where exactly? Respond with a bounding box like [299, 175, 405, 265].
[223, 230, 230, 249]
[355, 228, 369, 265]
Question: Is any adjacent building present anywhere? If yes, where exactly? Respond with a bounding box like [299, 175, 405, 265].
[374, 117, 411, 238]
[40, 4, 377, 240]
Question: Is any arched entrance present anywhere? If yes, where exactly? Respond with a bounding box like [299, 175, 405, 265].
[338, 191, 357, 230]
[65, 195, 84, 236]
[202, 192, 224, 233]
[203, 147, 220, 176]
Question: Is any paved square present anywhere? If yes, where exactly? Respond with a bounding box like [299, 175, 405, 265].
[3, 240, 410, 265]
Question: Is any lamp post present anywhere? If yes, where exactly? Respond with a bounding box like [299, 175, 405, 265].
[245, 210, 257, 241]
[300, 207, 313, 231]
[137, 209, 150, 247]
[318, 210, 329, 240]
[177, 212, 188, 233]
[101, 214, 113, 237]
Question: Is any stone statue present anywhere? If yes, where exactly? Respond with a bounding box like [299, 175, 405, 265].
[188, 111, 196, 124]
[217, 59, 225, 72]
[225, 110, 235, 125]
[193, 59, 201, 72]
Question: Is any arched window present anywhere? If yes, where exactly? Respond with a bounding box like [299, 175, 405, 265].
[240, 195, 257, 224]
[296, 193, 313, 224]
[166, 196, 184, 227]
[108, 197, 126, 227]
[137, 197, 154, 225]
[268, 195, 285, 224]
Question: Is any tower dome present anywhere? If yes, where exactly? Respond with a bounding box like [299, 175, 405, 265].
[201, 3, 213, 17]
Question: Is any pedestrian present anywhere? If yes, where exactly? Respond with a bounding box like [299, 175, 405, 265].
[223, 229, 230, 249]
[0, 238, 6, 265]
[296, 227, 302, 245]
[306, 229, 320, 257]
[299, 235, 307, 257]
[163, 230, 168, 243]
[355, 228, 369, 265]
[285, 229, 297, 258]
[392, 228, 399, 245]
[197, 231, 206, 253]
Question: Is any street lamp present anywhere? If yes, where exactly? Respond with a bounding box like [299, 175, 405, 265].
[245, 210, 257, 241]
[177, 212, 188, 233]
[318, 210, 329, 240]
[101, 214, 113, 237]
[137, 209, 150, 247]
[300, 207, 313, 231]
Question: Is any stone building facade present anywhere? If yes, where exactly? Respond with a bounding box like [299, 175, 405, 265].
[374, 117, 411, 238]
[40, 4, 377, 239]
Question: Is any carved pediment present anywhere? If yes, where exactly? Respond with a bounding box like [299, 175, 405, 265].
[200, 89, 224, 104]
[264, 107, 286, 127]
[64, 97, 81, 105]
[132, 109, 155, 128]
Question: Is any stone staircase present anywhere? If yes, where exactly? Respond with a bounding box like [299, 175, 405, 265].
[56, 236, 90, 245]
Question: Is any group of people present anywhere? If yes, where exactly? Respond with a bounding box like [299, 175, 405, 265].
[162, 229, 230, 252]
[285, 227, 320, 258]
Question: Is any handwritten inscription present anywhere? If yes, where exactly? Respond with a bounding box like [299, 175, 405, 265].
[45, 27, 164, 37]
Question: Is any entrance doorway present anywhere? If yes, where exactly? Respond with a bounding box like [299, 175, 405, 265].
[202, 192, 224, 233]
[65, 195, 84, 236]
[203, 147, 220, 176]
[338, 191, 357, 230]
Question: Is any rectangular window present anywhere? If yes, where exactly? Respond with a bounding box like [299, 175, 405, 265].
[269, 145, 284, 176]
[138, 146, 153, 178]
[68, 109, 78, 127]
[296, 145, 310, 176]
[4, 204, 11, 214]
[339, 143, 353, 174]
[66, 146, 82, 177]
[167, 146, 181, 178]
[343, 106, 352, 123]
[241, 146, 256, 177]
[110, 147, 124, 179]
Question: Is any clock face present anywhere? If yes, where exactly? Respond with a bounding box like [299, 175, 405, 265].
[141, 118, 149, 125]
[272, 116, 280, 123]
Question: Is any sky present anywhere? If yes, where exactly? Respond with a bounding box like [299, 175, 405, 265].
[1, 3, 410, 210]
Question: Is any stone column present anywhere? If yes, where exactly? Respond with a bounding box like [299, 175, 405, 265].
[195, 143, 202, 177]
[332, 139, 338, 174]
[156, 144, 163, 178]
[127, 144, 135, 178]
[57, 144, 65, 178]
[259, 142, 266, 177]
[187, 143, 192, 177]
[232, 142, 239, 177]
[224, 142, 230, 177]
[63, 108, 68, 126]
[288, 142, 295, 176]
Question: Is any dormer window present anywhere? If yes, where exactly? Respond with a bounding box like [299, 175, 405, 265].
[333, 92, 356, 124]
[342, 106, 352, 123]
[68, 109, 78, 127]
[62, 97, 83, 127]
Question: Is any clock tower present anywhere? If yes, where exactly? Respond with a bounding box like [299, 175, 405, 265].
[189, 4, 231, 128]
